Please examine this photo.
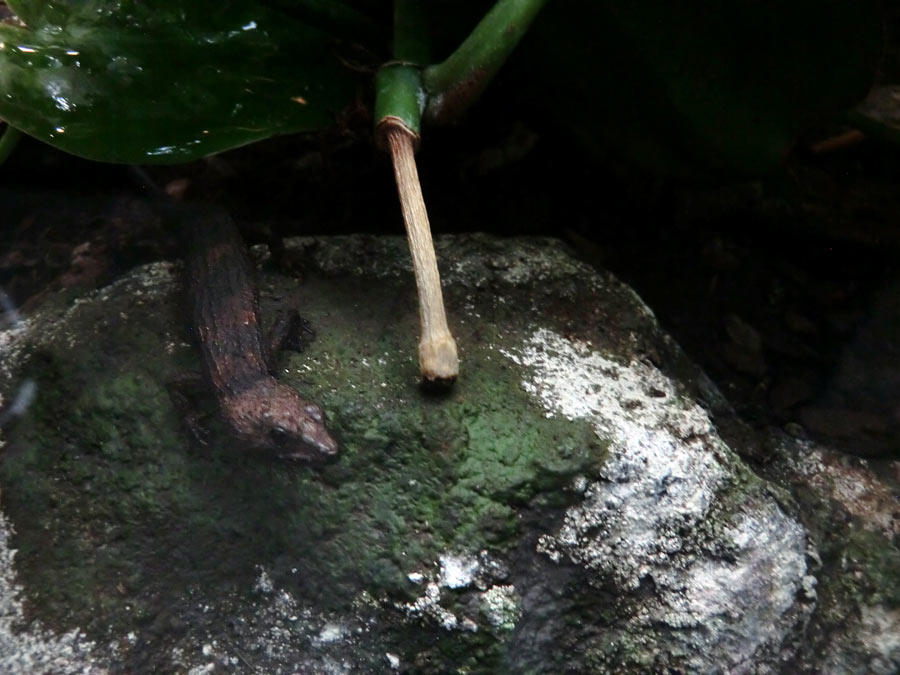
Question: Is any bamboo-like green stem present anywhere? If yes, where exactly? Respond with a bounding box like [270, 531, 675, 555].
[423, 0, 548, 124]
[373, 0, 458, 383]
[374, 64, 424, 142]
[373, 0, 429, 139]
[392, 0, 430, 64]
[0, 124, 21, 166]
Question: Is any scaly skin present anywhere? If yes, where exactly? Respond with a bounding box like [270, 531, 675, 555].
[185, 207, 338, 461]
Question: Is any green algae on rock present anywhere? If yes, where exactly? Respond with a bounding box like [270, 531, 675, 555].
[0, 231, 877, 673]
[0, 235, 607, 671]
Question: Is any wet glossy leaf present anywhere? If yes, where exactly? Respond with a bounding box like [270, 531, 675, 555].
[0, 1, 359, 163]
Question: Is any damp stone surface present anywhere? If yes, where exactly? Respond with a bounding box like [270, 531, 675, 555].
[0, 232, 891, 673]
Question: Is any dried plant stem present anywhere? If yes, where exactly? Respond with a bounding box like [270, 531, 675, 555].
[382, 119, 459, 382]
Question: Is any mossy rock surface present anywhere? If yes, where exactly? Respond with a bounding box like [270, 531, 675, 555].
[0, 231, 891, 673]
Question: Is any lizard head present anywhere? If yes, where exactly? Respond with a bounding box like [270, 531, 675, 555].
[224, 380, 338, 462]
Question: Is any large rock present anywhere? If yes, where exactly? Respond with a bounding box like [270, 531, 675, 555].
[0, 231, 891, 673]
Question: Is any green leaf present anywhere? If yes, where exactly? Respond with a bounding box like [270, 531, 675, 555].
[522, 0, 882, 177]
[0, 1, 359, 163]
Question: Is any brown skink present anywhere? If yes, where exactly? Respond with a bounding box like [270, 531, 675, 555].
[185, 207, 338, 461]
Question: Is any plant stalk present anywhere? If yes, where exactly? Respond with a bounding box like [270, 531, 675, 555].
[392, 0, 430, 64]
[423, 0, 549, 124]
[383, 122, 459, 381]
[374, 1, 458, 382]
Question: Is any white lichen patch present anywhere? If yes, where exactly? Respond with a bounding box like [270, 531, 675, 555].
[503, 328, 726, 589]
[254, 567, 276, 595]
[480, 585, 521, 631]
[400, 551, 511, 632]
[400, 581, 461, 631]
[0, 316, 32, 384]
[439, 553, 479, 589]
[504, 328, 808, 668]
[313, 622, 348, 646]
[647, 499, 808, 670]
[0, 509, 105, 674]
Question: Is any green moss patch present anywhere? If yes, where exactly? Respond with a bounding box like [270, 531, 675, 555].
[0, 268, 606, 650]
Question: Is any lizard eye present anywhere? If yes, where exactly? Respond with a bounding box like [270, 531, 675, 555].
[269, 426, 291, 447]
